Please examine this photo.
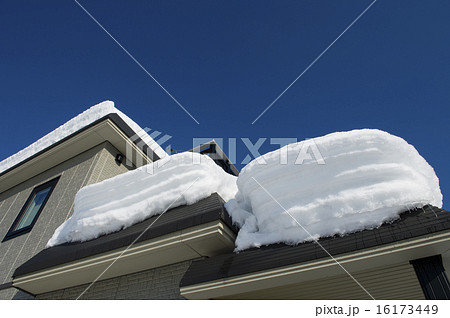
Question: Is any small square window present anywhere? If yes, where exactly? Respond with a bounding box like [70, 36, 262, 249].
[2, 177, 59, 242]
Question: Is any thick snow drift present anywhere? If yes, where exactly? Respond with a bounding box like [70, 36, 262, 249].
[47, 152, 237, 247]
[46, 128, 442, 251]
[0, 101, 167, 174]
[225, 129, 443, 251]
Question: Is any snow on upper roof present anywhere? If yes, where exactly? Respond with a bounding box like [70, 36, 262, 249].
[225, 129, 443, 251]
[45, 128, 443, 251]
[46, 152, 237, 247]
[0, 101, 167, 174]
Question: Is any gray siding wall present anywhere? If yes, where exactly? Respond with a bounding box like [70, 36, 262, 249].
[36, 260, 192, 300]
[0, 141, 131, 299]
[86, 141, 132, 184]
[0, 288, 34, 300]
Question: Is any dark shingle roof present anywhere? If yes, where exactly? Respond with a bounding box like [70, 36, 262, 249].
[14, 193, 235, 277]
[180, 206, 450, 287]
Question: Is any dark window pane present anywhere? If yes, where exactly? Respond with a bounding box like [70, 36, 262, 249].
[14, 187, 52, 230]
[3, 177, 59, 242]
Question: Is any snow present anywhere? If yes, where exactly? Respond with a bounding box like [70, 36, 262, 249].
[46, 128, 442, 251]
[225, 129, 443, 251]
[46, 152, 237, 247]
[0, 101, 167, 174]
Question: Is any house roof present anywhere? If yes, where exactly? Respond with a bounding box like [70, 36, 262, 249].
[13, 193, 236, 277]
[180, 205, 450, 288]
[190, 140, 239, 176]
[0, 113, 159, 179]
[0, 101, 166, 177]
[0, 111, 167, 195]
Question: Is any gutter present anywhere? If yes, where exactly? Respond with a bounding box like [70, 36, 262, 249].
[180, 230, 450, 299]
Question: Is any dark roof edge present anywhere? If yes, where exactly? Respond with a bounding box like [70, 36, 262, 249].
[0, 113, 160, 178]
[0, 281, 13, 291]
[180, 205, 450, 287]
[13, 193, 235, 278]
[189, 140, 240, 176]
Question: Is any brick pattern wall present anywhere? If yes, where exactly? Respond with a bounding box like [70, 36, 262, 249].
[0, 288, 33, 300]
[0, 143, 104, 294]
[0, 288, 16, 299]
[86, 142, 131, 185]
[0, 142, 134, 300]
[36, 260, 192, 300]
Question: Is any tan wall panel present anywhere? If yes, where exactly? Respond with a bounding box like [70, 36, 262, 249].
[0, 141, 133, 299]
[218, 263, 425, 300]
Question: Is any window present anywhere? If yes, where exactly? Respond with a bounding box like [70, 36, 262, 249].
[3, 177, 59, 242]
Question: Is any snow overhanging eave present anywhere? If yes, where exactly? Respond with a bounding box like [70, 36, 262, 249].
[12, 220, 236, 296]
[0, 113, 159, 194]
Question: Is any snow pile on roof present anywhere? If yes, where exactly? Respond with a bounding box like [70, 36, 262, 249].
[0, 101, 167, 174]
[225, 129, 443, 251]
[46, 152, 237, 247]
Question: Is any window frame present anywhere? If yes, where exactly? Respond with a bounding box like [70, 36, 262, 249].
[2, 177, 60, 242]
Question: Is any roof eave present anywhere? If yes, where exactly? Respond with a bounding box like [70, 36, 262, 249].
[0, 114, 159, 194]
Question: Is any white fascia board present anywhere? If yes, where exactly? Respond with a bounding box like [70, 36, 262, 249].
[0, 100, 167, 176]
[0, 118, 151, 194]
[13, 220, 235, 295]
[180, 230, 450, 299]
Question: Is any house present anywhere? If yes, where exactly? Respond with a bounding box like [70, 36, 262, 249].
[0, 102, 164, 299]
[0, 101, 236, 300]
[180, 205, 450, 300]
[1, 102, 449, 300]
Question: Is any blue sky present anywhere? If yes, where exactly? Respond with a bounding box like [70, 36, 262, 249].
[0, 1, 448, 209]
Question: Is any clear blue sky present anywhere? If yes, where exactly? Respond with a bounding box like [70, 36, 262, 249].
[0, 1, 448, 209]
